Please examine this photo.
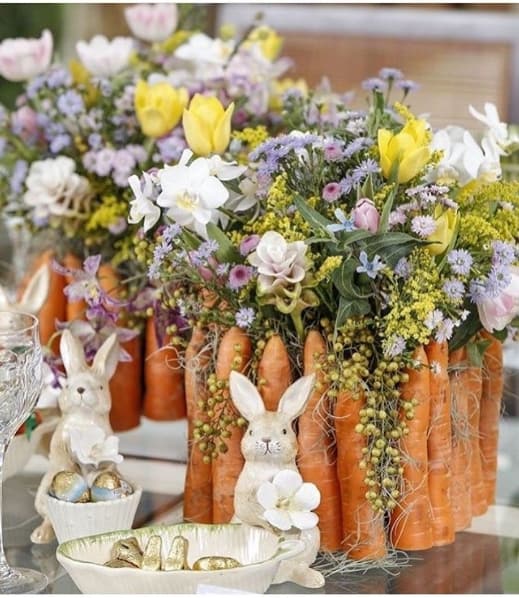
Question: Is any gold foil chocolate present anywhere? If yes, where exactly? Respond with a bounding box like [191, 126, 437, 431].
[104, 559, 139, 569]
[164, 536, 189, 571]
[192, 556, 241, 571]
[91, 471, 133, 502]
[142, 536, 162, 571]
[49, 471, 90, 503]
[110, 537, 143, 568]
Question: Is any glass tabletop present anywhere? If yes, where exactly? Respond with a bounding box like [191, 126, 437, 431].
[4, 469, 519, 595]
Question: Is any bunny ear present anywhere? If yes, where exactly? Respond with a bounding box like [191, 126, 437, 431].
[60, 329, 87, 376]
[19, 264, 50, 314]
[91, 333, 120, 381]
[229, 371, 265, 421]
[277, 374, 316, 421]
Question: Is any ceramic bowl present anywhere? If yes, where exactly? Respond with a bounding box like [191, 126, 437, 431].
[56, 522, 305, 594]
[4, 415, 59, 480]
[47, 486, 142, 544]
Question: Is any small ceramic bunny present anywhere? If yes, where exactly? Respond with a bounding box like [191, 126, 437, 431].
[31, 329, 120, 544]
[229, 371, 325, 589]
[0, 263, 50, 315]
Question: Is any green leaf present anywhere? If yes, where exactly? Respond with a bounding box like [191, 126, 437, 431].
[360, 174, 375, 201]
[335, 296, 371, 330]
[340, 229, 374, 248]
[449, 307, 481, 352]
[492, 328, 509, 342]
[332, 260, 373, 300]
[180, 229, 201, 251]
[206, 223, 241, 263]
[294, 195, 333, 234]
[379, 183, 399, 232]
[467, 339, 492, 368]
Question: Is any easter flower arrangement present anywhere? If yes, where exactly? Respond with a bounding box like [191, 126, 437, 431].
[128, 68, 519, 562]
[0, 4, 306, 429]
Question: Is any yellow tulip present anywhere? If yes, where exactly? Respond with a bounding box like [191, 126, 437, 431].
[426, 207, 458, 256]
[269, 78, 308, 111]
[182, 94, 234, 156]
[378, 119, 430, 183]
[135, 80, 188, 139]
[245, 26, 283, 61]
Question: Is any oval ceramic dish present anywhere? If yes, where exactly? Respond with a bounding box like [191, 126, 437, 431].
[56, 522, 305, 594]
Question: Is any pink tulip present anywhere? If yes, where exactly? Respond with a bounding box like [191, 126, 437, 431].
[352, 197, 380, 233]
[478, 267, 519, 332]
[11, 106, 40, 143]
[0, 30, 52, 82]
[124, 4, 178, 43]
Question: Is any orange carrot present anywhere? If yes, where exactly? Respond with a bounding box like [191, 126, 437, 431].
[335, 388, 387, 560]
[63, 253, 86, 321]
[480, 331, 504, 505]
[109, 336, 143, 431]
[212, 327, 252, 523]
[449, 347, 472, 531]
[425, 340, 454, 546]
[466, 359, 487, 516]
[389, 345, 433, 551]
[257, 334, 292, 411]
[297, 330, 343, 551]
[183, 326, 213, 523]
[143, 316, 186, 420]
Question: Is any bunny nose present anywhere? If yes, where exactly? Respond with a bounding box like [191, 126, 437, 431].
[77, 387, 85, 394]
[262, 437, 271, 444]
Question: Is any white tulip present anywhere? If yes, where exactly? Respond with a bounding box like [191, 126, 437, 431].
[125, 4, 178, 43]
[0, 29, 53, 82]
[76, 35, 133, 77]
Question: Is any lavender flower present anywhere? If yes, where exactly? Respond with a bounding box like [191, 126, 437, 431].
[46, 67, 72, 89]
[216, 263, 230, 276]
[379, 67, 403, 81]
[343, 137, 373, 159]
[469, 279, 487, 304]
[492, 240, 516, 266]
[162, 224, 181, 243]
[10, 159, 28, 194]
[396, 79, 420, 93]
[198, 240, 219, 259]
[94, 148, 116, 177]
[88, 133, 103, 150]
[228, 265, 253, 290]
[322, 182, 342, 203]
[361, 77, 387, 92]
[443, 279, 465, 301]
[57, 90, 85, 117]
[149, 240, 173, 280]
[50, 133, 71, 153]
[411, 215, 437, 238]
[395, 257, 412, 279]
[447, 249, 473, 276]
[327, 208, 355, 234]
[339, 175, 355, 195]
[356, 251, 385, 279]
[389, 210, 407, 228]
[157, 134, 186, 163]
[485, 265, 511, 297]
[235, 307, 255, 329]
[352, 158, 380, 182]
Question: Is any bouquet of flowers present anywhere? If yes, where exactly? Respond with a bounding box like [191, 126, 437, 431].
[129, 68, 519, 559]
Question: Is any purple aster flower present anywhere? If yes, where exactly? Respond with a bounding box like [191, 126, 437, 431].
[448, 249, 473, 276]
[485, 265, 512, 297]
[362, 77, 387, 92]
[327, 208, 356, 234]
[356, 251, 385, 279]
[198, 240, 219, 259]
[216, 263, 230, 277]
[352, 158, 380, 182]
[228, 265, 253, 290]
[492, 240, 516, 266]
[10, 159, 28, 194]
[389, 210, 407, 228]
[379, 67, 403, 81]
[57, 90, 84, 117]
[94, 148, 116, 177]
[469, 279, 487, 304]
[162, 224, 181, 243]
[127, 144, 147, 164]
[157, 135, 186, 163]
[240, 235, 260, 256]
[49, 133, 71, 154]
[396, 79, 420, 93]
[113, 149, 136, 173]
[395, 257, 412, 279]
[343, 137, 373, 159]
[323, 141, 343, 162]
[322, 182, 342, 203]
[82, 151, 97, 172]
[411, 215, 437, 238]
[339, 175, 355, 195]
[46, 67, 71, 89]
[149, 240, 173, 280]
[435, 318, 455, 343]
[0, 137, 6, 158]
[88, 133, 103, 150]
[235, 307, 255, 329]
[443, 279, 465, 301]
[386, 335, 406, 358]
[98, 78, 112, 97]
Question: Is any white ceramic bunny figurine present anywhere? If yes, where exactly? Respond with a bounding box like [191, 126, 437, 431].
[0, 263, 50, 315]
[229, 371, 325, 589]
[31, 329, 120, 544]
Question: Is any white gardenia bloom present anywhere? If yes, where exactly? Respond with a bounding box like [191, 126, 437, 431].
[124, 4, 178, 43]
[23, 156, 91, 221]
[0, 29, 53, 82]
[174, 33, 234, 81]
[429, 126, 501, 186]
[248, 231, 307, 294]
[76, 35, 134, 77]
[128, 172, 161, 232]
[68, 425, 123, 468]
[257, 469, 320, 531]
[156, 152, 229, 238]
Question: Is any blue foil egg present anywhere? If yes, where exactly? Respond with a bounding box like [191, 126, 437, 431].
[49, 471, 90, 503]
[91, 471, 132, 502]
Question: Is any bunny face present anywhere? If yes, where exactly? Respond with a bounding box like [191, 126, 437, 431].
[229, 371, 315, 466]
[59, 370, 111, 416]
[241, 411, 297, 464]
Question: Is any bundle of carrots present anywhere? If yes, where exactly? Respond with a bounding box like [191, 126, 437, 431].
[182, 327, 505, 558]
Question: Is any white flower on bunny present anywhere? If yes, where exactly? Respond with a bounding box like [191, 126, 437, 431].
[229, 370, 325, 589]
[69, 425, 122, 470]
[31, 329, 120, 544]
[257, 470, 320, 531]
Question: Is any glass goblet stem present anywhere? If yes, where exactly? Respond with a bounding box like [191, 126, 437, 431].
[0, 440, 11, 578]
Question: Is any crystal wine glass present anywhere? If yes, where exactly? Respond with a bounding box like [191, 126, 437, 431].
[0, 311, 47, 593]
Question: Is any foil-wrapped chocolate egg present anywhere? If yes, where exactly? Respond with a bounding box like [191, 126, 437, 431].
[90, 471, 133, 502]
[110, 537, 143, 568]
[49, 471, 90, 503]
